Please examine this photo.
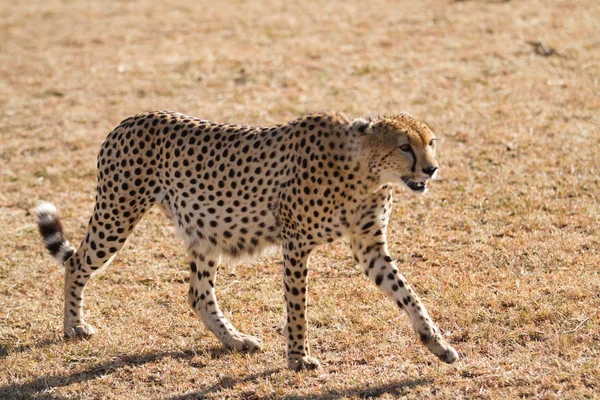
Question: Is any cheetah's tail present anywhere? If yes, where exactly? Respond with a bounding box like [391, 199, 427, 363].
[33, 202, 76, 265]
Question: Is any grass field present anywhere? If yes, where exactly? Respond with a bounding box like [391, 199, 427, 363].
[1, 0, 599, 398]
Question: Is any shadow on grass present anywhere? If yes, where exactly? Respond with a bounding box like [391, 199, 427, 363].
[3, 342, 429, 400]
[168, 368, 283, 400]
[169, 375, 431, 400]
[280, 378, 431, 399]
[0, 336, 63, 359]
[0, 347, 227, 400]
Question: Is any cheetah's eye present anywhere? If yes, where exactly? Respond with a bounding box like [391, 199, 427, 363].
[399, 144, 411, 152]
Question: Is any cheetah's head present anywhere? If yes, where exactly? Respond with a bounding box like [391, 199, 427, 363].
[353, 114, 439, 194]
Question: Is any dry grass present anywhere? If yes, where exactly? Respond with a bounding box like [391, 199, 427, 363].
[1, 0, 599, 398]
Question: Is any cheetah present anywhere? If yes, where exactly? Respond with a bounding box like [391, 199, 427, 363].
[34, 110, 458, 370]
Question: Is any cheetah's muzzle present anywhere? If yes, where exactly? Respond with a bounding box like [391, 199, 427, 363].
[402, 177, 428, 192]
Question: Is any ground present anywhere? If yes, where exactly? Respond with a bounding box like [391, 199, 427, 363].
[1, 0, 599, 399]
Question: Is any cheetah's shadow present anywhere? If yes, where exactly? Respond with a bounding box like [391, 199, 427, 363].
[0, 346, 229, 400]
[2, 342, 430, 400]
[169, 375, 431, 400]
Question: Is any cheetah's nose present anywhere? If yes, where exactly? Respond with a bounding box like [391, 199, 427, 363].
[422, 166, 439, 176]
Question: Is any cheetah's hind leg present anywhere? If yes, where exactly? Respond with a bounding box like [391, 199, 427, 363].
[187, 253, 262, 352]
[36, 199, 149, 339]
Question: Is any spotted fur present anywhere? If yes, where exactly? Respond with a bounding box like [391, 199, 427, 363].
[34, 110, 458, 370]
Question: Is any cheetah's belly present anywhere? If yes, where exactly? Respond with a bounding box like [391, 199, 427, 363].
[167, 196, 282, 260]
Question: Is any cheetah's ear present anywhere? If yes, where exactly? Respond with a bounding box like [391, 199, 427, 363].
[351, 118, 372, 135]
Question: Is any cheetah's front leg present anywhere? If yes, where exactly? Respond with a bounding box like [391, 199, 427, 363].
[350, 235, 458, 364]
[282, 241, 320, 371]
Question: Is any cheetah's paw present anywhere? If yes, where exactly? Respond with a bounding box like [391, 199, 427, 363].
[427, 339, 459, 364]
[288, 356, 320, 371]
[64, 322, 96, 339]
[438, 344, 459, 364]
[226, 334, 263, 352]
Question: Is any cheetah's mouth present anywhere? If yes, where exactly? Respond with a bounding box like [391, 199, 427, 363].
[402, 177, 428, 192]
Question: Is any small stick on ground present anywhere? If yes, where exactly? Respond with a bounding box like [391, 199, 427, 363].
[527, 41, 566, 57]
[561, 312, 597, 334]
